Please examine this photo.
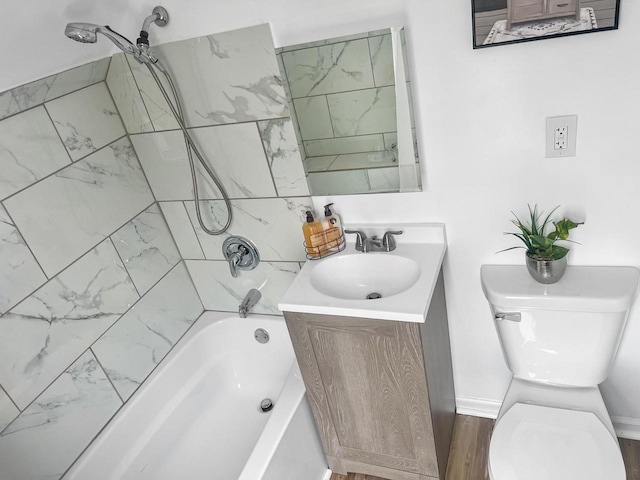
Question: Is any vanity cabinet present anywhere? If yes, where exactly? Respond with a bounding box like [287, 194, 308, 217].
[283, 271, 455, 480]
[507, 0, 580, 29]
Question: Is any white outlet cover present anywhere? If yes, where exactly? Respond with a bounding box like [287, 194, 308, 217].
[546, 115, 578, 158]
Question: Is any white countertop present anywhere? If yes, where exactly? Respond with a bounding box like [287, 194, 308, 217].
[278, 223, 447, 323]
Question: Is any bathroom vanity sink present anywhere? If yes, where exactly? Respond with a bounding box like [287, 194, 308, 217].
[310, 253, 420, 300]
[279, 223, 447, 322]
[279, 224, 454, 480]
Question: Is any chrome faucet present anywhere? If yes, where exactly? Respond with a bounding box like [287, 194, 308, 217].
[344, 230, 366, 251]
[345, 230, 403, 252]
[239, 289, 261, 318]
[363, 236, 383, 253]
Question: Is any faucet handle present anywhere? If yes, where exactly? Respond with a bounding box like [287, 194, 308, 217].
[382, 230, 403, 252]
[344, 230, 367, 252]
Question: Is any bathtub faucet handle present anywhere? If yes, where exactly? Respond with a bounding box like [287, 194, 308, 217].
[239, 288, 262, 318]
[222, 236, 260, 279]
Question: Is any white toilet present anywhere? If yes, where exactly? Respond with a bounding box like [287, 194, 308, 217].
[481, 265, 640, 480]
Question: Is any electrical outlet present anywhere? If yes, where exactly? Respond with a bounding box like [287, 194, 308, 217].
[554, 126, 567, 150]
[546, 115, 577, 158]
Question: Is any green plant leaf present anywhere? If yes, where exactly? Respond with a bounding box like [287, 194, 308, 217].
[499, 205, 583, 258]
[550, 245, 569, 260]
[554, 218, 583, 240]
[528, 204, 539, 236]
[530, 234, 554, 250]
[496, 246, 525, 254]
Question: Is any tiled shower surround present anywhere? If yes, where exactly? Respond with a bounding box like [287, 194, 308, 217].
[0, 23, 311, 478]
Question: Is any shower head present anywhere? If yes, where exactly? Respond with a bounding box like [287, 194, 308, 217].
[65, 23, 138, 56]
[65, 23, 99, 43]
[65, 8, 168, 64]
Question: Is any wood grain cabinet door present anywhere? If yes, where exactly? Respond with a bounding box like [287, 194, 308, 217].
[285, 313, 439, 478]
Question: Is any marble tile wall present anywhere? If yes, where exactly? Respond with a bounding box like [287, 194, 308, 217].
[115, 24, 313, 312]
[0, 58, 110, 122]
[0, 58, 203, 478]
[0, 23, 316, 478]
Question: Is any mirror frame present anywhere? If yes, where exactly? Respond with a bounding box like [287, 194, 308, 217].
[472, 0, 620, 49]
[276, 27, 422, 196]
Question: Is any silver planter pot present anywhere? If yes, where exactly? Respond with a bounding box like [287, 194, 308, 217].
[525, 253, 567, 284]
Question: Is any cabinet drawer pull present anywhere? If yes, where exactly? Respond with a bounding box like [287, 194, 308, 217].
[556, 3, 569, 6]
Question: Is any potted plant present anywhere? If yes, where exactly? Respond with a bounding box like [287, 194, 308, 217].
[500, 205, 583, 284]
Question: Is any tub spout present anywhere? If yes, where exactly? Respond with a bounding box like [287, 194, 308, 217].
[239, 288, 261, 318]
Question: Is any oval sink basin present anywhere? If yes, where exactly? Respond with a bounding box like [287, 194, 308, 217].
[310, 254, 421, 300]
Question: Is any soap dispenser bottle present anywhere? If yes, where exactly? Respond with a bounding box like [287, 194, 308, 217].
[323, 203, 344, 252]
[302, 211, 326, 258]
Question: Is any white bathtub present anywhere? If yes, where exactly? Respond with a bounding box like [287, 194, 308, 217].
[65, 311, 329, 480]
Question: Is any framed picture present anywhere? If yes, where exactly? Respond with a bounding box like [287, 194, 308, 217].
[472, 0, 621, 48]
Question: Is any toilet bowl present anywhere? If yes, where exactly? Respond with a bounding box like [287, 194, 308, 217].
[488, 379, 625, 480]
[481, 265, 640, 480]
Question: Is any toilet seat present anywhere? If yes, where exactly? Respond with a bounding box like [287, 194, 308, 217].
[489, 403, 625, 480]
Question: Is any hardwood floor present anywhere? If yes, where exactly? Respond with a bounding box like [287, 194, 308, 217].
[330, 414, 640, 480]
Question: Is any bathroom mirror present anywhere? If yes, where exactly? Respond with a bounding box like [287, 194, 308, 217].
[276, 28, 422, 196]
[472, 0, 620, 48]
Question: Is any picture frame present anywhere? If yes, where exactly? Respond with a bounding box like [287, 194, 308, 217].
[472, 0, 621, 48]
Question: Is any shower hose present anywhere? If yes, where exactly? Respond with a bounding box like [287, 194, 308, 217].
[146, 62, 233, 235]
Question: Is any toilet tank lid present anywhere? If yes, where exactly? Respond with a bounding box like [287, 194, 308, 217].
[481, 265, 640, 312]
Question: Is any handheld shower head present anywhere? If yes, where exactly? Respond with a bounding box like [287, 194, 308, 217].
[64, 23, 138, 56]
[65, 23, 99, 43]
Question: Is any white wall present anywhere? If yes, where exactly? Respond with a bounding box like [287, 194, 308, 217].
[5, 0, 640, 432]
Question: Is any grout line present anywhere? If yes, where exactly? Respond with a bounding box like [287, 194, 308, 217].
[156, 202, 200, 263]
[366, 35, 378, 88]
[126, 115, 295, 137]
[109, 237, 143, 299]
[42, 102, 75, 166]
[179, 200, 209, 259]
[102, 60, 160, 212]
[324, 94, 339, 141]
[0, 63, 110, 124]
[90, 260, 183, 348]
[102, 80, 130, 143]
[276, 31, 389, 55]
[181, 260, 206, 310]
[106, 54, 155, 135]
[126, 57, 156, 133]
[90, 347, 125, 405]
[255, 121, 281, 197]
[0, 202, 153, 315]
[0, 133, 129, 205]
[125, 55, 175, 133]
[292, 83, 396, 103]
[0, 205, 49, 289]
[4, 259, 181, 428]
[0, 382, 20, 417]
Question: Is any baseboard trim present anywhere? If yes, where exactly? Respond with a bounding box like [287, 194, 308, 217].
[611, 416, 640, 441]
[455, 396, 500, 419]
[456, 396, 640, 440]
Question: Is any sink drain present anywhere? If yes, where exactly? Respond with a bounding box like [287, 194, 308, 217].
[367, 292, 382, 300]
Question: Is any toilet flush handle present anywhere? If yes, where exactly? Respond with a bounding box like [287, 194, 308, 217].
[495, 312, 521, 322]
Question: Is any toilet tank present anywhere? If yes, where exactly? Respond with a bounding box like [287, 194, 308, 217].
[481, 265, 639, 387]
